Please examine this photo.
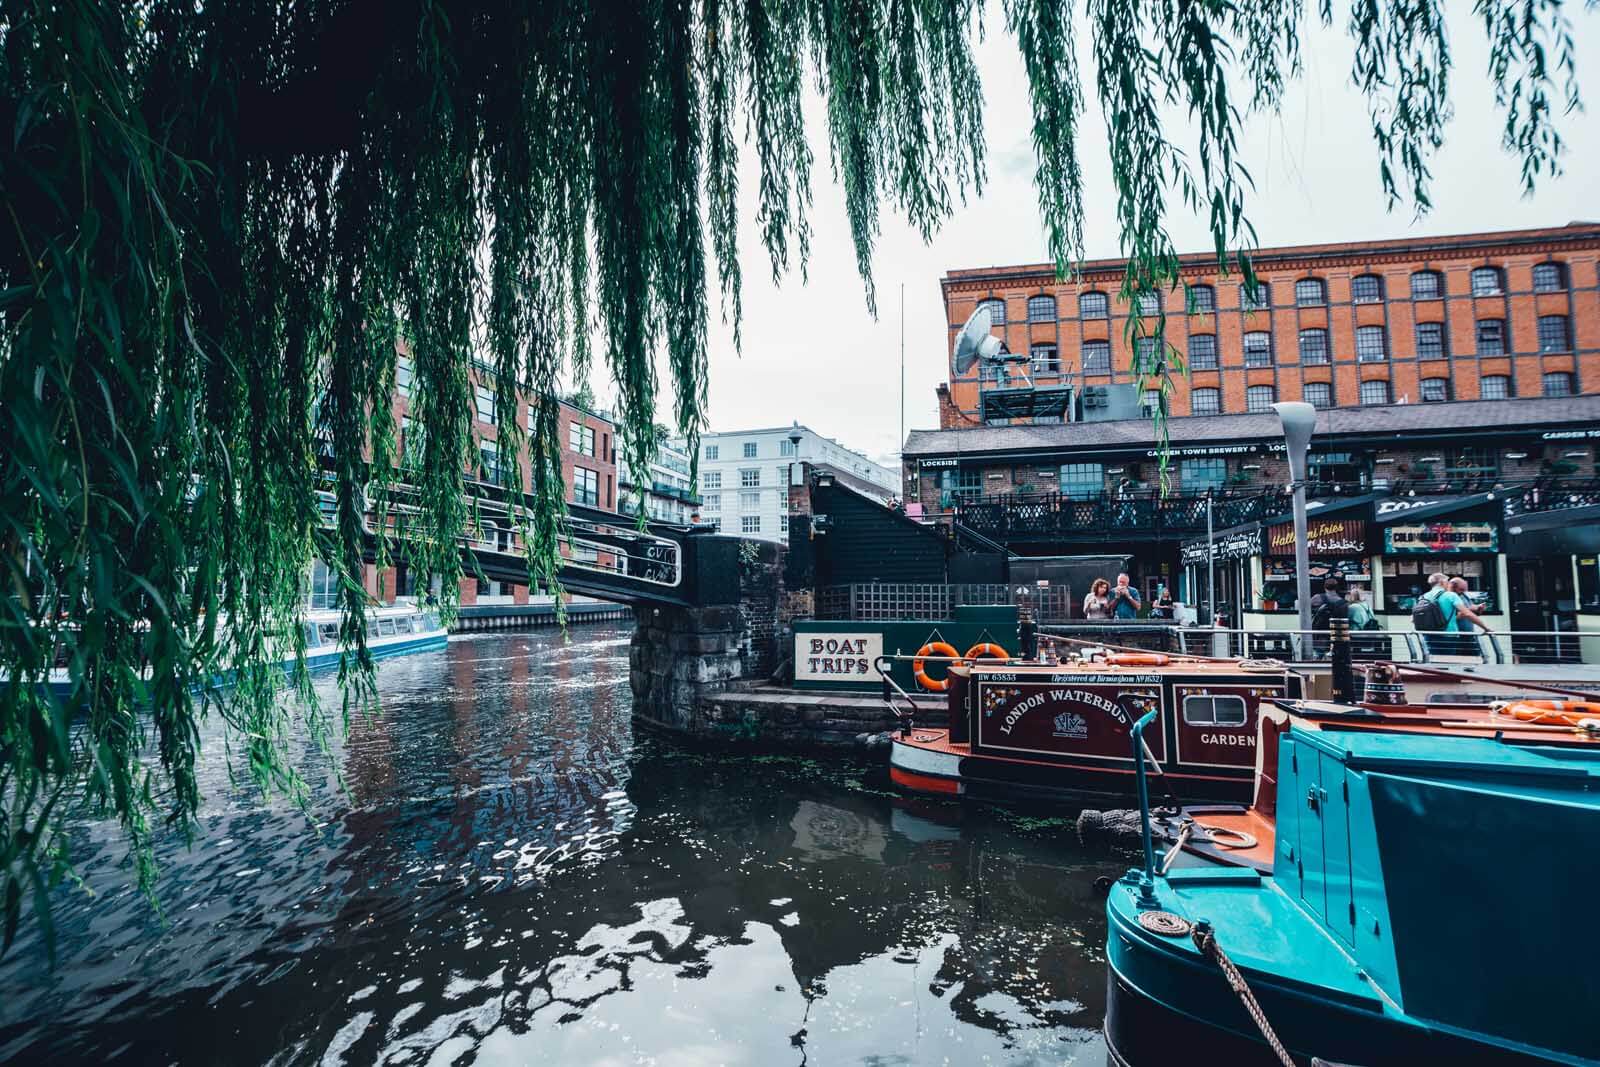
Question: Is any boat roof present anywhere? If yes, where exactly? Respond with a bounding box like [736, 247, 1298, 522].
[1295, 727, 1600, 781]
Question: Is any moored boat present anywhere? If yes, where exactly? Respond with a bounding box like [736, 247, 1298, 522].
[38, 604, 450, 699]
[887, 649, 1306, 805]
[1102, 694, 1600, 1066]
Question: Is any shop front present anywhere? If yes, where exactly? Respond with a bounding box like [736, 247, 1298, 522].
[1504, 502, 1600, 661]
[1179, 526, 1262, 626]
[1373, 499, 1508, 635]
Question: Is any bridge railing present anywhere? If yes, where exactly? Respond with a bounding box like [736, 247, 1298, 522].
[559, 513, 682, 589]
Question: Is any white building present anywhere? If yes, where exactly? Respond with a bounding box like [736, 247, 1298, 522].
[619, 436, 698, 525]
[690, 423, 899, 543]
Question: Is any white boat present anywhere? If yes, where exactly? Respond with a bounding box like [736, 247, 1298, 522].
[39, 604, 450, 698]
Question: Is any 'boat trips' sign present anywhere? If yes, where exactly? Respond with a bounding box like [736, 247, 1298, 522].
[794, 632, 884, 683]
[1384, 521, 1498, 554]
[1266, 518, 1368, 556]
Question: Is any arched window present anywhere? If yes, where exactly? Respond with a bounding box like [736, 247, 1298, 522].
[1476, 318, 1506, 355]
[1303, 382, 1332, 409]
[1479, 375, 1510, 400]
[1351, 274, 1383, 303]
[1135, 290, 1162, 316]
[1410, 270, 1443, 300]
[1029, 343, 1059, 373]
[1186, 284, 1216, 314]
[1082, 340, 1111, 374]
[1079, 291, 1109, 319]
[976, 297, 1006, 328]
[1543, 372, 1575, 397]
[1191, 388, 1221, 415]
[1245, 385, 1276, 413]
[1359, 379, 1390, 406]
[1532, 262, 1566, 292]
[1470, 267, 1504, 297]
[1243, 331, 1272, 367]
[1142, 389, 1164, 416]
[1538, 315, 1571, 353]
[1298, 328, 1329, 365]
[1421, 378, 1449, 403]
[1294, 278, 1326, 307]
[1241, 281, 1270, 310]
[1415, 323, 1447, 360]
[1356, 325, 1387, 362]
[1027, 294, 1056, 323]
[1188, 334, 1218, 370]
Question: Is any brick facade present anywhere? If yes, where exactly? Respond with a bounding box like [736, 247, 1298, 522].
[940, 224, 1600, 428]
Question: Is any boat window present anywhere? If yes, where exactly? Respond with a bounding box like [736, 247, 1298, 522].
[378, 618, 397, 637]
[425, 614, 442, 632]
[400, 616, 417, 634]
[1183, 695, 1247, 727]
[367, 622, 379, 640]
[317, 622, 339, 645]
[305, 623, 320, 647]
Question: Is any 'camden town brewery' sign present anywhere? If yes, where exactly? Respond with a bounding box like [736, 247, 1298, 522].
[1267, 519, 1368, 556]
[974, 674, 1165, 760]
[793, 632, 885, 683]
[1384, 522, 1498, 554]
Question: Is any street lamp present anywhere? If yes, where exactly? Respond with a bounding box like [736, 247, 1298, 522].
[1273, 401, 1317, 646]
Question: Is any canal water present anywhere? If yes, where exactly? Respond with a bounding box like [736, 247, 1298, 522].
[0, 627, 1129, 1065]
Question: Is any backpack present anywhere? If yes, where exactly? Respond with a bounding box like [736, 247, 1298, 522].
[1311, 598, 1333, 632]
[1411, 590, 1448, 632]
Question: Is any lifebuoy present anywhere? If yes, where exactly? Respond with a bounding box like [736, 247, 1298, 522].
[913, 642, 960, 691]
[963, 642, 1009, 664]
[1105, 652, 1171, 667]
[1496, 699, 1600, 727]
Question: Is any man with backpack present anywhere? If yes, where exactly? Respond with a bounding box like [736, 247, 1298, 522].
[1412, 572, 1491, 658]
[1310, 577, 1347, 658]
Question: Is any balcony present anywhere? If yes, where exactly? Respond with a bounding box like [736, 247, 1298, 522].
[948, 487, 1290, 543]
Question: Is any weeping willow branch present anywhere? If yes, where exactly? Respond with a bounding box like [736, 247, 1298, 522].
[0, 0, 1588, 956]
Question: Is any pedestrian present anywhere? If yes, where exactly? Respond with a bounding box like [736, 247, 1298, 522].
[1309, 576, 1347, 657]
[1111, 573, 1142, 620]
[1083, 578, 1114, 621]
[1152, 585, 1175, 621]
[1347, 587, 1376, 630]
[1412, 572, 1490, 659]
[1448, 576, 1495, 656]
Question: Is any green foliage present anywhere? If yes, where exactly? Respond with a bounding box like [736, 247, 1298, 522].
[0, 0, 1587, 956]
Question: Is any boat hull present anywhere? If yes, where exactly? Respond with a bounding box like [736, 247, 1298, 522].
[1104, 945, 1569, 1067]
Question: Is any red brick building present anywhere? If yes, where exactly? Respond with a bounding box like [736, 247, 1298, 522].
[938, 223, 1600, 427]
[368, 347, 618, 607]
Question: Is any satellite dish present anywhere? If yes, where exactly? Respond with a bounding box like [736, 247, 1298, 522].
[953, 305, 1009, 376]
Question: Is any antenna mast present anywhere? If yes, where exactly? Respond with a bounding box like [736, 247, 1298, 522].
[899, 283, 905, 463]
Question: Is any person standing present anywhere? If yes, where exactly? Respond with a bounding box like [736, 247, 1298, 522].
[1111, 573, 1142, 620]
[1414, 572, 1489, 658]
[1083, 578, 1114, 621]
[1347, 587, 1376, 630]
[1448, 576, 1494, 656]
[1309, 577, 1347, 657]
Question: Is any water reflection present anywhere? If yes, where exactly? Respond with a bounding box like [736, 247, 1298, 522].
[0, 627, 1124, 1065]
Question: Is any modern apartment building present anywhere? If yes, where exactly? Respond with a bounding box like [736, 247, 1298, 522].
[938, 223, 1599, 427]
[619, 436, 700, 525]
[693, 424, 898, 543]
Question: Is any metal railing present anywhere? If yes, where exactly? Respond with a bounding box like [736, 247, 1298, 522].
[1036, 624, 1600, 667]
[815, 582, 1075, 623]
[948, 488, 1289, 541]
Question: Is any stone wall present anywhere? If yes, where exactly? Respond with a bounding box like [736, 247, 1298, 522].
[629, 538, 786, 734]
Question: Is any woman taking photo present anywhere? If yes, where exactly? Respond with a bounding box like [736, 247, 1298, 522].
[1083, 578, 1114, 621]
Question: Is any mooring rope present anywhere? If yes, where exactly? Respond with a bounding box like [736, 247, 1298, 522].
[1190, 920, 1297, 1067]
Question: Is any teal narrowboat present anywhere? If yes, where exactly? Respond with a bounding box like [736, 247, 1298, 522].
[1104, 705, 1600, 1065]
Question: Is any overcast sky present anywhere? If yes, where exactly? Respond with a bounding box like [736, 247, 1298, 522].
[590, 7, 1600, 467]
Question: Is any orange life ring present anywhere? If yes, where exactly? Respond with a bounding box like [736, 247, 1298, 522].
[1497, 699, 1600, 727]
[1105, 652, 1171, 667]
[913, 642, 961, 691]
[963, 642, 1010, 664]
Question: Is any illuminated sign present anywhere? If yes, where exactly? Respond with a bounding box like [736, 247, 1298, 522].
[1267, 519, 1368, 556]
[1383, 522, 1498, 554]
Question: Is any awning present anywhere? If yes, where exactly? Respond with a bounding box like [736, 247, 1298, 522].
[1257, 491, 1382, 529]
[1374, 490, 1501, 525]
[1505, 504, 1600, 557]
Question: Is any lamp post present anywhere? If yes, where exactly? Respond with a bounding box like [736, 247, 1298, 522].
[1273, 401, 1317, 651]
